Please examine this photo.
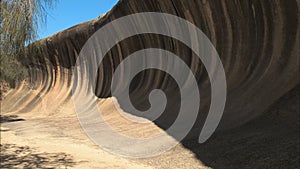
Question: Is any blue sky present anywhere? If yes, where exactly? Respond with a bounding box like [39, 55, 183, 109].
[39, 0, 118, 39]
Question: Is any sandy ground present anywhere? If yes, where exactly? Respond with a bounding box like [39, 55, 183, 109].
[1, 115, 152, 169]
[0, 98, 210, 169]
[1, 86, 299, 168]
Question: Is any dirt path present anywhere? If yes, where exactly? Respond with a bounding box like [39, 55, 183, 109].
[0, 99, 210, 169]
[1, 115, 154, 169]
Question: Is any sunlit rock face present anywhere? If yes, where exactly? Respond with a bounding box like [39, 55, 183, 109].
[3, 0, 299, 137]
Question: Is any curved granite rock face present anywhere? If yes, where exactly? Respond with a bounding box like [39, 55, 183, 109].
[2, 0, 299, 136]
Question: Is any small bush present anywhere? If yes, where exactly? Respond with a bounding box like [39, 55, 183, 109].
[0, 80, 10, 100]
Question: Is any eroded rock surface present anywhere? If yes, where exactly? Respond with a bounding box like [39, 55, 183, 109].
[1, 0, 299, 168]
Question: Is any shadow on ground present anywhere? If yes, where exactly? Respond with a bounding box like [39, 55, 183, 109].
[0, 144, 75, 169]
[0, 115, 24, 123]
[182, 85, 300, 169]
